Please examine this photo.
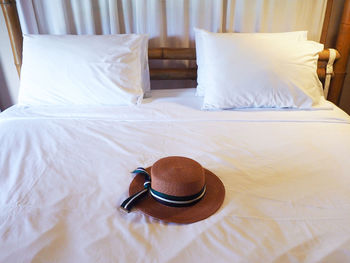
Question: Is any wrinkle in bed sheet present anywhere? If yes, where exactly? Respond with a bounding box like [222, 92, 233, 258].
[1, 89, 350, 262]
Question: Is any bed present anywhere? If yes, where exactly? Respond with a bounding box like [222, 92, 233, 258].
[1, 1, 350, 262]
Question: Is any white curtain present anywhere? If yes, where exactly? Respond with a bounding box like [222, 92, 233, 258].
[17, 0, 327, 47]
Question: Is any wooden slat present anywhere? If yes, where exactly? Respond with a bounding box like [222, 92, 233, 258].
[318, 49, 341, 61]
[149, 48, 196, 60]
[317, 68, 326, 80]
[149, 48, 340, 62]
[317, 61, 327, 68]
[150, 68, 197, 80]
[149, 67, 330, 81]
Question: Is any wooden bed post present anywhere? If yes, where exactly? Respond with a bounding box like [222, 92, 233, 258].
[0, 0, 22, 76]
[328, 0, 350, 104]
[320, 0, 333, 44]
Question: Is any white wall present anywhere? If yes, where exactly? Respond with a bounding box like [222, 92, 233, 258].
[0, 10, 19, 111]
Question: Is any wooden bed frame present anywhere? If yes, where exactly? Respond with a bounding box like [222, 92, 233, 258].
[1, 0, 350, 105]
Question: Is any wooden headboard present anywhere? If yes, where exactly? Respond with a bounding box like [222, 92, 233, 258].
[148, 47, 340, 82]
[1, 0, 350, 105]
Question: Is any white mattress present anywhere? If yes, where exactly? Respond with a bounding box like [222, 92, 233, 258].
[1, 88, 350, 262]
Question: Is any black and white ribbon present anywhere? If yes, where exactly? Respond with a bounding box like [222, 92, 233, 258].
[120, 167, 206, 212]
[120, 167, 150, 212]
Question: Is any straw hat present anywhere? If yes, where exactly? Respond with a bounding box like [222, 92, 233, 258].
[121, 156, 225, 224]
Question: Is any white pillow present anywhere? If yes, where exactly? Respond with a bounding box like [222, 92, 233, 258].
[19, 34, 150, 106]
[194, 28, 308, 97]
[200, 31, 324, 109]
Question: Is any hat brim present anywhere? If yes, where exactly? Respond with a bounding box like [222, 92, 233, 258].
[129, 167, 225, 224]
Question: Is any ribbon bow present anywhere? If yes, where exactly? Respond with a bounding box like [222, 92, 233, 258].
[120, 167, 150, 212]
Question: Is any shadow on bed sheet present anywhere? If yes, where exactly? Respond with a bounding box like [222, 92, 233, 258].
[0, 62, 12, 111]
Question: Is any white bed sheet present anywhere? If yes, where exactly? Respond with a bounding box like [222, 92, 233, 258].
[1, 88, 350, 262]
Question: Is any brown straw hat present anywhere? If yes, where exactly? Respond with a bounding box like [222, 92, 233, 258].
[121, 156, 225, 224]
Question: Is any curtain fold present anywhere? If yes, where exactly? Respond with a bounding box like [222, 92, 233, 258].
[17, 0, 327, 45]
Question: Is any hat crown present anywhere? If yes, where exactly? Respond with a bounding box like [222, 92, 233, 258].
[151, 156, 205, 197]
